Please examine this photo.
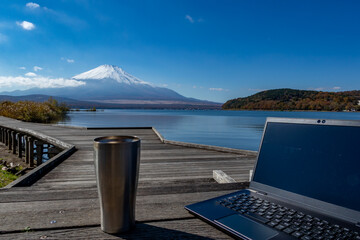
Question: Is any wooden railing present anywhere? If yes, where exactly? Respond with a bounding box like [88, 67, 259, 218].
[0, 126, 61, 168]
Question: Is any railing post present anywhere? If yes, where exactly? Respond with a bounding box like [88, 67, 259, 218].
[25, 136, 30, 164]
[12, 131, 17, 154]
[17, 133, 23, 158]
[35, 140, 44, 166]
[27, 137, 34, 167]
[48, 145, 60, 159]
[3, 128, 5, 143]
[5, 129, 9, 146]
[0, 128, 3, 143]
[8, 130, 12, 150]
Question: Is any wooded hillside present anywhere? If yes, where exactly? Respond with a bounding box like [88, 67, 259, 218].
[222, 89, 360, 111]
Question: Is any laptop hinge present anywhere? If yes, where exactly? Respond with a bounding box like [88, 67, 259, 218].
[256, 191, 267, 196]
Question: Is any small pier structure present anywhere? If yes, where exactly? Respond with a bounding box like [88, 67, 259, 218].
[0, 116, 256, 239]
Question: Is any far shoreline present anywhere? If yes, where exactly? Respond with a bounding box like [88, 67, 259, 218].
[68, 107, 360, 113]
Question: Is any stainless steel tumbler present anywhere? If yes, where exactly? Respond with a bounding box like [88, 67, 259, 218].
[93, 136, 140, 234]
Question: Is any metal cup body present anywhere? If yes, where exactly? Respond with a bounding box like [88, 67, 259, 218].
[93, 136, 140, 234]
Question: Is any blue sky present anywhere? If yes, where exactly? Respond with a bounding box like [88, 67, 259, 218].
[0, 0, 359, 103]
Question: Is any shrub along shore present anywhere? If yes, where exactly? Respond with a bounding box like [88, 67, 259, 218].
[0, 98, 69, 123]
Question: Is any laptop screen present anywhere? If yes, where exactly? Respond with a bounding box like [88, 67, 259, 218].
[253, 121, 360, 212]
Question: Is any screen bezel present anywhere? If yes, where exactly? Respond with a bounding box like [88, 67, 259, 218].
[249, 117, 360, 224]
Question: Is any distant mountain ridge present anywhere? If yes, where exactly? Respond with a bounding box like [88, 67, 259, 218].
[223, 88, 360, 111]
[0, 65, 221, 109]
[0, 94, 221, 109]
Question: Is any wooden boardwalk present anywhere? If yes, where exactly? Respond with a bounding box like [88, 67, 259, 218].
[0, 116, 257, 239]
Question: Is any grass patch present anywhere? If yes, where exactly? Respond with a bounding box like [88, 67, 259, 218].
[0, 164, 20, 188]
[0, 97, 69, 123]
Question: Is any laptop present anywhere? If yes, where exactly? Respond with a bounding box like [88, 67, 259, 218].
[185, 117, 360, 240]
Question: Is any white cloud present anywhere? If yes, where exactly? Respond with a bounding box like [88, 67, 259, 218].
[19, 67, 26, 70]
[16, 21, 35, 31]
[209, 88, 228, 92]
[185, 15, 204, 23]
[185, 15, 194, 23]
[33, 66, 43, 71]
[61, 57, 75, 63]
[0, 75, 86, 89]
[248, 88, 267, 92]
[25, 72, 37, 77]
[309, 87, 342, 91]
[26, 2, 40, 9]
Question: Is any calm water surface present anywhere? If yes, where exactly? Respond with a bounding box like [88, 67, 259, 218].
[57, 110, 360, 151]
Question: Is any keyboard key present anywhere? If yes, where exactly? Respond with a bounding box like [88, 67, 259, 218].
[301, 225, 312, 231]
[282, 222, 291, 227]
[292, 231, 304, 238]
[293, 220, 303, 226]
[273, 219, 281, 223]
[275, 224, 286, 230]
[301, 236, 313, 240]
[296, 213, 305, 219]
[289, 210, 297, 215]
[282, 217, 292, 222]
[312, 236, 324, 240]
[283, 227, 295, 234]
[291, 226, 301, 231]
[267, 221, 278, 227]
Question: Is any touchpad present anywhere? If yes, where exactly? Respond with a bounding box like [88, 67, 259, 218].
[215, 214, 279, 240]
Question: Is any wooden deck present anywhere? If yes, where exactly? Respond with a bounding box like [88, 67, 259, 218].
[0, 116, 257, 239]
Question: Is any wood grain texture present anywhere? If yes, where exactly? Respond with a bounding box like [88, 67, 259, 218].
[0, 116, 256, 238]
[0, 219, 232, 240]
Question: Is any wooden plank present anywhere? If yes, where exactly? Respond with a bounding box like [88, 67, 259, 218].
[0, 190, 235, 232]
[40, 129, 156, 136]
[0, 181, 247, 203]
[0, 218, 232, 240]
[56, 135, 161, 141]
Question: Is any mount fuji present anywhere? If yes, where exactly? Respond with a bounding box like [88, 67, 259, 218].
[69, 65, 187, 101]
[0, 65, 221, 109]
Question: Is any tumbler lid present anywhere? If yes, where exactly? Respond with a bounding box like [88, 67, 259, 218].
[94, 136, 140, 144]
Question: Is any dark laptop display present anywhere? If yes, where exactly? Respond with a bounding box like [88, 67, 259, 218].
[185, 118, 360, 240]
[253, 121, 360, 213]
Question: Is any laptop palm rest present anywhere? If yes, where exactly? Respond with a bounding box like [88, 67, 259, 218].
[215, 214, 279, 240]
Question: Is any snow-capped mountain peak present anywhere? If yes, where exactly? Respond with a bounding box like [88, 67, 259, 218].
[72, 65, 151, 85]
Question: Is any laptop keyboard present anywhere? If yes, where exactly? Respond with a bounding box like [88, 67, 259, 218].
[217, 193, 360, 240]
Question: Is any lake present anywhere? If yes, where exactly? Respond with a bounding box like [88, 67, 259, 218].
[57, 110, 360, 151]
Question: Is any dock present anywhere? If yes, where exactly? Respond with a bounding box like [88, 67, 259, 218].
[0, 116, 257, 239]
